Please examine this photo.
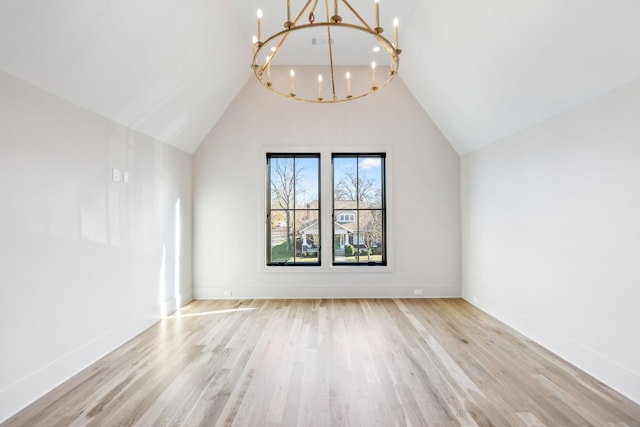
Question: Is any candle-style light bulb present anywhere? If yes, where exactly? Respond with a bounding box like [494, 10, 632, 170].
[346, 72, 351, 98]
[375, 0, 380, 29]
[318, 75, 323, 100]
[290, 69, 295, 95]
[371, 61, 377, 88]
[393, 17, 399, 49]
[252, 35, 258, 55]
[257, 9, 263, 42]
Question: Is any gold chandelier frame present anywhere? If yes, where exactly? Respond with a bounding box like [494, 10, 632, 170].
[252, 0, 402, 103]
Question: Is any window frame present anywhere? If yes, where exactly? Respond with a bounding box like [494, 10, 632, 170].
[332, 153, 387, 266]
[266, 153, 321, 267]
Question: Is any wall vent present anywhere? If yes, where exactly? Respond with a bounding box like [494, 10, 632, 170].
[311, 37, 334, 46]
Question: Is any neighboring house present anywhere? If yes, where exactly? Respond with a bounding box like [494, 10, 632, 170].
[296, 200, 381, 254]
[299, 221, 319, 254]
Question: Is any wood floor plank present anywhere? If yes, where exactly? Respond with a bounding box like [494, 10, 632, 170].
[3, 299, 640, 427]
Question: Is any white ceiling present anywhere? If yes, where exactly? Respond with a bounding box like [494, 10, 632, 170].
[401, 0, 640, 153]
[2, 1, 640, 154]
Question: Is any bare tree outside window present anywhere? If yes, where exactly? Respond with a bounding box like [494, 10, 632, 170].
[334, 170, 381, 206]
[271, 158, 304, 251]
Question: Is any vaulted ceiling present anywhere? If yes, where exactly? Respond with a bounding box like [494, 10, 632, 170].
[2, 1, 640, 154]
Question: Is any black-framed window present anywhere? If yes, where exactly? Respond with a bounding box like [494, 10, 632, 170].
[332, 153, 386, 265]
[267, 154, 320, 266]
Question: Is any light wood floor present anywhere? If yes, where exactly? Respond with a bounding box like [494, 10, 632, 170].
[4, 299, 640, 426]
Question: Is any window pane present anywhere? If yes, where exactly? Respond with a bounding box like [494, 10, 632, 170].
[267, 154, 320, 266]
[333, 204, 356, 263]
[270, 157, 295, 210]
[332, 154, 386, 266]
[333, 156, 358, 202]
[295, 157, 319, 205]
[294, 210, 319, 264]
[358, 156, 383, 208]
[357, 210, 384, 264]
[270, 210, 294, 263]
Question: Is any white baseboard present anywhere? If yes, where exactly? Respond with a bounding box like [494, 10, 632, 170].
[0, 289, 193, 424]
[463, 294, 640, 405]
[193, 284, 461, 300]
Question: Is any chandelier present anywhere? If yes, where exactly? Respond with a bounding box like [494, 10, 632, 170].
[251, 0, 402, 103]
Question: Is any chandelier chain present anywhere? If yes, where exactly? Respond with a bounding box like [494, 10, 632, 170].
[324, 0, 337, 100]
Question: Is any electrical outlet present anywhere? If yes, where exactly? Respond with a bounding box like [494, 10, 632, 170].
[123, 171, 129, 183]
[112, 168, 121, 182]
[413, 289, 423, 296]
[223, 290, 232, 297]
[472, 296, 479, 304]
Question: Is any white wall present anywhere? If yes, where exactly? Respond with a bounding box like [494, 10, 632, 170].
[193, 67, 461, 299]
[0, 71, 193, 422]
[461, 79, 640, 403]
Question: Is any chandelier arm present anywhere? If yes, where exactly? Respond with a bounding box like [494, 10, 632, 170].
[341, 0, 373, 32]
[258, 33, 288, 75]
[343, 0, 398, 57]
[264, 0, 315, 71]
